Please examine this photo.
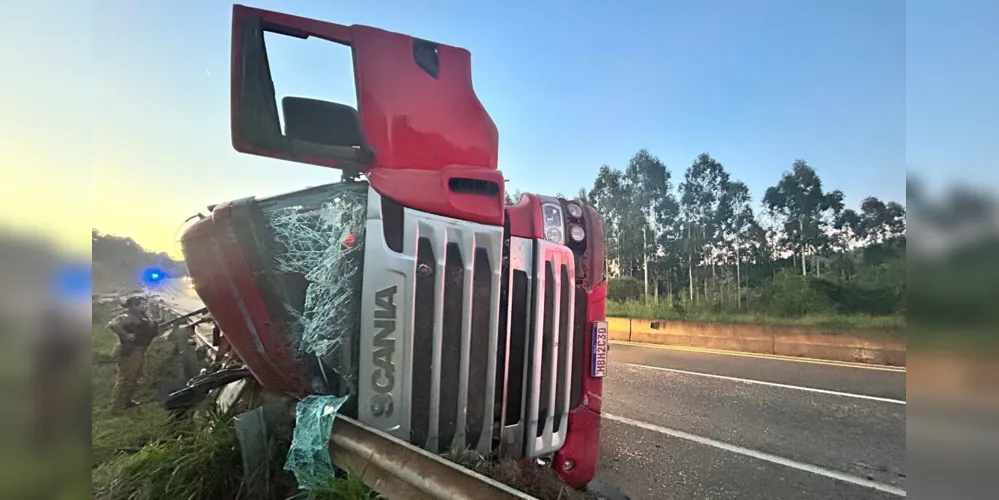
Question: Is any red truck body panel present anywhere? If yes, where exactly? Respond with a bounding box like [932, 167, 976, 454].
[555, 280, 606, 487]
[181, 208, 308, 395]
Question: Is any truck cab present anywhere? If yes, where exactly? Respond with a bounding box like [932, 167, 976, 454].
[180, 5, 607, 489]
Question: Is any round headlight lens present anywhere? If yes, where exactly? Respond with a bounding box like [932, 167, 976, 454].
[566, 203, 583, 218]
[545, 226, 563, 243]
[569, 224, 586, 243]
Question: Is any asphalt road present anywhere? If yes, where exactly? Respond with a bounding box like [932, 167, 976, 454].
[593, 342, 907, 500]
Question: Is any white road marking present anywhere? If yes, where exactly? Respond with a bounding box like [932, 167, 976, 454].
[610, 340, 907, 372]
[603, 413, 907, 497]
[621, 362, 907, 405]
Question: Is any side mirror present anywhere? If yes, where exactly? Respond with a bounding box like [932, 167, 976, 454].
[231, 8, 374, 174]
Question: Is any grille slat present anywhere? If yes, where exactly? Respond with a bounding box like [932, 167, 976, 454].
[426, 223, 448, 453]
[500, 238, 532, 457]
[439, 241, 464, 451]
[553, 260, 575, 445]
[535, 262, 555, 439]
[411, 237, 435, 447]
[525, 258, 550, 446]
[467, 248, 493, 451]
[544, 260, 561, 442]
[553, 264, 572, 434]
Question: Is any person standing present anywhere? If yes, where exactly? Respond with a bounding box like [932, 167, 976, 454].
[108, 296, 159, 415]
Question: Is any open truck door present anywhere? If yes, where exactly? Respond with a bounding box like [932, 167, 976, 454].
[230, 4, 505, 225]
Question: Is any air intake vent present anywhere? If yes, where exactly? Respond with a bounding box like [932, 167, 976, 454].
[448, 178, 501, 197]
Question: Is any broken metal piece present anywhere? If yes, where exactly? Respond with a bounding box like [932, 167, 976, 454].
[162, 366, 253, 416]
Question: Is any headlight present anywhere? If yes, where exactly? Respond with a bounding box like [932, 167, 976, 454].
[540, 201, 565, 245]
[545, 225, 563, 243]
[566, 202, 583, 219]
[569, 224, 585, 243]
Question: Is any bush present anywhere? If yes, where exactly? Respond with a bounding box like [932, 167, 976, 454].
[807, 278, 902, 316]
[751, 270, 834, 317]
[607, 276, 644, 302]
[607, 299, 678, 320]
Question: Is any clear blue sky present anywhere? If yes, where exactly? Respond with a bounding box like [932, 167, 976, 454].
[5, 0, 996, 255]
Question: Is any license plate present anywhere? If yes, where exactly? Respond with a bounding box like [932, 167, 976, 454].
[591, 321, 609, 378]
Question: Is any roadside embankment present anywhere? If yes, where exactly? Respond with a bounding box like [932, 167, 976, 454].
[607, 317, 906, 366]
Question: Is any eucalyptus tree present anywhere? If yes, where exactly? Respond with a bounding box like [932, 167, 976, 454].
[762, 159, 842, 276]
[679, 153, 730, 302]
[716, 179, 759, 307]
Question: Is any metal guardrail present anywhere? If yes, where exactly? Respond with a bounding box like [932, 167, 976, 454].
[149, 283, 538, 500]
[330, 416, 536, 500]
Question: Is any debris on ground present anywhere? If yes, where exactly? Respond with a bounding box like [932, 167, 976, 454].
[444, 449, 599, 500]
[284, 395, 350, 490]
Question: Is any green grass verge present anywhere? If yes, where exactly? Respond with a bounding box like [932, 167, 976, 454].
[90, 304, 379, 500]
[606, 300, 905, 334]
[286, 475, 379, 500]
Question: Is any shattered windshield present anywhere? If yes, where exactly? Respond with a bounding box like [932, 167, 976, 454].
[260, 181, 368, 399]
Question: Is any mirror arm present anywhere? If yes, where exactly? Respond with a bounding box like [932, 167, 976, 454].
[288, 140, 372, 162]
[287, 139, 372, 180]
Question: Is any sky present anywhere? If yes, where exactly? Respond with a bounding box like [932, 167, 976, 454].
[1, 0, 996, 258]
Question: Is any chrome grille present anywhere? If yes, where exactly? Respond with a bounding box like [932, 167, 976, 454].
[357, 186, 504, 455]
[358, 187, 575, 459]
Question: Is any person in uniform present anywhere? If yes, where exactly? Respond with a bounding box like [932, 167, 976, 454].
[108, 296, 160, 415]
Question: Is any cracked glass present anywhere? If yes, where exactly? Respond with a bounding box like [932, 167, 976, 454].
[260, 182, 368, 398]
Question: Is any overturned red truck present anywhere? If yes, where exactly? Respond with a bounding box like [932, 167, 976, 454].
[180, 4, 608, 489]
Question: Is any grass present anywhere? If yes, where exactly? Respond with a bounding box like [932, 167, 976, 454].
[607, 299, 905, 334]
[444, 449, 597, 500]
[90, 303, 380, 500]
[92, 412, 246, 500]
[286, 475, 379, 500]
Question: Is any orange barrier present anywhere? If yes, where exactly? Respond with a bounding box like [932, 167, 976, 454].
[606, 317, 906, 366]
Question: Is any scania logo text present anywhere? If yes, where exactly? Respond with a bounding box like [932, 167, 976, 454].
[371, 285, 397, 417]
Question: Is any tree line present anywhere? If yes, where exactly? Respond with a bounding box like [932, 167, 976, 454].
[510, 150, 907, 318]
[92, 230, 188, 293]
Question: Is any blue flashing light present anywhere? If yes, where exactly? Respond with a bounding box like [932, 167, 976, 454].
[142, 267, 168, 285]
